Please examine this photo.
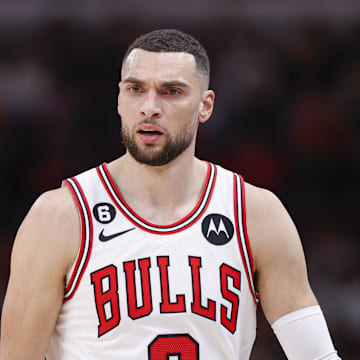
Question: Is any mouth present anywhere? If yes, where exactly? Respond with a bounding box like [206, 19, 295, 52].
[137, 125, 164, 144]
[138, 129, 163, 135]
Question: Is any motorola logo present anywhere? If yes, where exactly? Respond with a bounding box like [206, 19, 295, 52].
[201, 214, 234, 245]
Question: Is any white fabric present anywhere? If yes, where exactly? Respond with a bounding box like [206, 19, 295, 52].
[272, 305, 341, 360]
[47, 163, 258, 359]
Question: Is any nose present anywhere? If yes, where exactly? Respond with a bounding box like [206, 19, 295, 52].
[140, 89, 162, 119]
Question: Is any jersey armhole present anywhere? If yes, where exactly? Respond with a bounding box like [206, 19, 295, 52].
[62, 177, 93, 302]
[233, 173, 259, 305]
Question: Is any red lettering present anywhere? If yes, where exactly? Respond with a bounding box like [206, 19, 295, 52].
[90, 257, 241, 337]
[188, 256, 216, 321]
[123, 258, 153, 319]
[90, 265, 120, 337]
[220, 263, 241, 333]
[157, 256, 186, 313]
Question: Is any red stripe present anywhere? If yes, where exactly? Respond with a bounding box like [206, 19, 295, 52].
[102, 162, 211, 228]
[97, 162, 216, 235]
[233, 174, 258, 305]
[239, 175, 256, 278]
[96, 166, 144, 231]
[63, 180, 86, 294]
[63, 178, 93, 302]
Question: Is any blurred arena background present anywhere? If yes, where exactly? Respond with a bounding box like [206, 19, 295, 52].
[0, 1, 359, 358]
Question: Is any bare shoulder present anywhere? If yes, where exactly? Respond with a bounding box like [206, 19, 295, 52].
[244, 181, 280, 208]
[13, 185, 81, 275]
[28, 185, 78, 226]
[244, 182, 287, 229]
[243, 182, 302, 271]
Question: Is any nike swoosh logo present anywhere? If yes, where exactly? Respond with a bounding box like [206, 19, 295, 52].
[99, 228, 135, 242]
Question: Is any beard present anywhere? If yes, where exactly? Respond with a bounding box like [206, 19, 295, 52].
[121, 120, 196, 166]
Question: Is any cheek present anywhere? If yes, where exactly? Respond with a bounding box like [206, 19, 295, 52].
[118, 96, 136, 118]
[183, 103, 200, 123]
[117, 103, 123, 117]
[117, 96, 125, 116]
[172, 99, 199, 117]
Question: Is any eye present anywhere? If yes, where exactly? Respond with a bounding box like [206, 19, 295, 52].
[128, 85, 142, 94]
[166, 88, 182, 96]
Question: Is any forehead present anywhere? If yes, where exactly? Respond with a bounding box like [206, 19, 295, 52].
[122, 49, 199, 83]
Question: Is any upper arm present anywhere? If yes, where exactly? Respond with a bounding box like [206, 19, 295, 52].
[0, 187, 80, 360]
[246, 184, 318, 325]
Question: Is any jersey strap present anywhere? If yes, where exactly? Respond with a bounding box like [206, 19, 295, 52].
[63, 177, 93, 302]
[233, 173, 259, 305]
[96, 162, 217, 234]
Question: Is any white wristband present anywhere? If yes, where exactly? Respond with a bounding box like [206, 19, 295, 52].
[271, 305, 341, 360]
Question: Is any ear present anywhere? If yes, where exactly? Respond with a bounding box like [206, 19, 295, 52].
[117, 82, 122, 116]
[198, 90, 215, 124]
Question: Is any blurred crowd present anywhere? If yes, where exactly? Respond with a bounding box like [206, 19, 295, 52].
[0, 20, 359, 358]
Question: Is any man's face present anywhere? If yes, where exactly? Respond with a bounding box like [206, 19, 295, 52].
[118, 49, 213, 166]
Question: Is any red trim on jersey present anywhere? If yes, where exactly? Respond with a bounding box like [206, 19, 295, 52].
[63, 177, 93, 302]
[101, 162, 210, 227]
[239, 175, 256, 277]
[63, 180, 86, 294]
[233, 174, 258, 305]
[96, 162, 217, 235]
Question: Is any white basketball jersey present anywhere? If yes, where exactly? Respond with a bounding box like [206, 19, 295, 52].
[47, 161, 259, 360]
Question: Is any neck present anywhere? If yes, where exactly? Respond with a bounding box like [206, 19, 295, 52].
[106, 149, 208, 224]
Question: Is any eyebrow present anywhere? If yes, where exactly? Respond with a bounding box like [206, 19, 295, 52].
[122, 76, 145, 85]
[161, 80, 190, 88]
[122, 76, 190, 88]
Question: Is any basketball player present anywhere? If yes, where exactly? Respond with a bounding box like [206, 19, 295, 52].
[0, 29, 341, 359]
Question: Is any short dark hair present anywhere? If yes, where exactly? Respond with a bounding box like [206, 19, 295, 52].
[123, 29, 210, 89]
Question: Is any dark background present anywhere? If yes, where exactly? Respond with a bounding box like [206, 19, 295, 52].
[0, 1, 359, 358]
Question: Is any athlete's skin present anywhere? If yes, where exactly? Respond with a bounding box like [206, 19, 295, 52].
[0, 49, 317, 359]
